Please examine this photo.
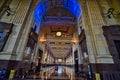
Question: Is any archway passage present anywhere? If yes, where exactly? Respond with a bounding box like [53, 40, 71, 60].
[33, 0, 82, 60]
[31, 0, 82, 79]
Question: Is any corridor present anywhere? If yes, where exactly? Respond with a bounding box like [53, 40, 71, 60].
[25, 66, 85, 80]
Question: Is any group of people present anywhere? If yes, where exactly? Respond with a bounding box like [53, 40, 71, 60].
[0, 67, 16, 80]
[0, 67, 36, 80]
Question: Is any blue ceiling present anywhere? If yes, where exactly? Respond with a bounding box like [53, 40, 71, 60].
[34, 0, 81, 31]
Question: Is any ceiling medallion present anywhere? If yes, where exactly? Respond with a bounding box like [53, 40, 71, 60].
[56, 31, 62, 36]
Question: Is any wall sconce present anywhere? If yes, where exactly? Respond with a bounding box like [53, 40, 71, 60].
[71, 39, 78, 44]
[56, 31, 62, 37]
[107, 8, 120, 18]
[39, 37, 46, 43]
[4, 6, 15, 16]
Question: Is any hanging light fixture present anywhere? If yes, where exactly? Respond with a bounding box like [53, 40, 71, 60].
[56, 31, 62, 36]
[56, 27, 62, 36]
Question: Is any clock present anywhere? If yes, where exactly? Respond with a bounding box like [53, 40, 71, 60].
[56, 31, 62, 36]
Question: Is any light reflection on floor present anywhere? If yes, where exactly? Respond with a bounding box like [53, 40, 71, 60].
[26, 66, 84, 80]
[39, 66, 72, 80]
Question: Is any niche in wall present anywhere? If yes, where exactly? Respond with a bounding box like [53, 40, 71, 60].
[25, 28, 38, 54]
[103, 25, 120, 63]
[0, 22, 13, 51]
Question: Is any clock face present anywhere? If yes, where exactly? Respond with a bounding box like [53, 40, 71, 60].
[56, 31, 62, 36]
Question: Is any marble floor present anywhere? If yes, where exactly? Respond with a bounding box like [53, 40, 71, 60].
[24, 66, 86, 80]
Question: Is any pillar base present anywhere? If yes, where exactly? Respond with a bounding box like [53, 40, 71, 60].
[96, 54, 114, 63]
[90, 63, 120, 80]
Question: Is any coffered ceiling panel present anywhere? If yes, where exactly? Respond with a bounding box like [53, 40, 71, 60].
[46, 37, 72, 58]
[42, 24, 75, 35]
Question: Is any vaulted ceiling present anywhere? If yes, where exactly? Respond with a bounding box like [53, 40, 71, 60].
[37, 0, 81, 59]
[34, 0, 81, 26]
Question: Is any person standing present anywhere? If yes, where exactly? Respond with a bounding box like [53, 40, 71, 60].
[0, 68, 7, 79]
[9, 68, 16, 80]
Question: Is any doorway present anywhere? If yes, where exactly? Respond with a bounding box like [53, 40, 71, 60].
[74, 50, 79, 75]
[35, 49, 43, 72]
